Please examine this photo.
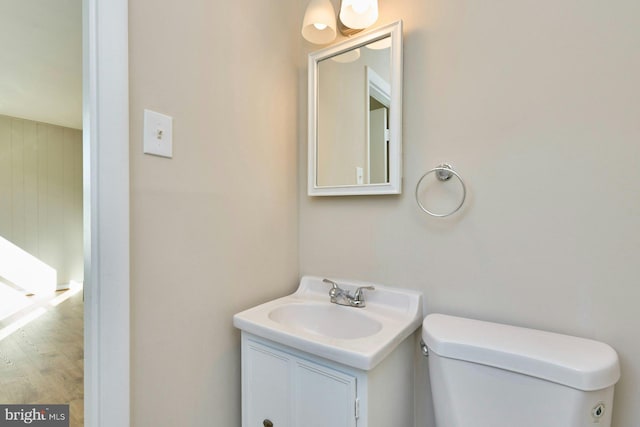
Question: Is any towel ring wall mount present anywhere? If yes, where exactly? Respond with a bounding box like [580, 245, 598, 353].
[415, 163, 467, 217]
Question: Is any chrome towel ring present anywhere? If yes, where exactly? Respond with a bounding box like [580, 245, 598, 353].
[415, 163, 467, 217]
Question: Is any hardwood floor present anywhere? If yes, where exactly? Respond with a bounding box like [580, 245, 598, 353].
[0, 289, 83, 426]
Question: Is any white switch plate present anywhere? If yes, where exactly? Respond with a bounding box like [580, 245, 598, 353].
[143, 109, 173, 158]
[356, 167, 364, 185]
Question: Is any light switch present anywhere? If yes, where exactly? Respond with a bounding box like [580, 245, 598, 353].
[143, 109, 173, 158]
[356, 167, 364, 185]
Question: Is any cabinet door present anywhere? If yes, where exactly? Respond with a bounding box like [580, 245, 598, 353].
[244, 341, 292, 427]
[294, 360, 358, 427]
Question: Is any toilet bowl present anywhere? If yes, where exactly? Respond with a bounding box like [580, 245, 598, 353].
[422, 314, 620, 427]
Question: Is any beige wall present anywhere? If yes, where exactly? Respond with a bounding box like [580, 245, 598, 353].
[299, 1, 640, 426]
[129, 0, 640, 425]
[129, 0, 300, 425]
[0, 115, 83, 286]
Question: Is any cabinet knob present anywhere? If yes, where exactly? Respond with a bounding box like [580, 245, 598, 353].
[263, 420, 273, 427]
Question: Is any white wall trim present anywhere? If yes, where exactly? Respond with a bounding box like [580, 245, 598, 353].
[83, 0, 130, 425]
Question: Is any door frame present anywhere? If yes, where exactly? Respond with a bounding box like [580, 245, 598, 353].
[83, 0, 130, 425]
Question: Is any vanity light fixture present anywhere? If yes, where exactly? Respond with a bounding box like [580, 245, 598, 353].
[302, 0, 380, 44]
[339, 0, 378, 30]
[301, 0, 337, 45]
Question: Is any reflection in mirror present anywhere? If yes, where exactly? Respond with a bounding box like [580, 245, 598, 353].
[316, 42, 390, 187]
[308, 21, 402, 196]
[367, 65, 390, 184]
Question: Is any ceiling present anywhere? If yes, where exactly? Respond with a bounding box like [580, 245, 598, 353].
[0, 0, 82, 129]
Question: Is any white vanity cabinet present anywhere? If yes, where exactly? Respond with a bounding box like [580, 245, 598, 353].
[241, 332, 415, 427]
[243, 334, 357, 427]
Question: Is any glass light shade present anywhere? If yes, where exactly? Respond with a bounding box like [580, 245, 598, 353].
[339, 0, 378, 30]
[302, 0, 337, 44]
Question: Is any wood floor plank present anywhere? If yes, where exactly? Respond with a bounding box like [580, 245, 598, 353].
[0, 290, 83, 426]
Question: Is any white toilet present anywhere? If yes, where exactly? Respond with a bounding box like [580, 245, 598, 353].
[422, 314, 620, 427]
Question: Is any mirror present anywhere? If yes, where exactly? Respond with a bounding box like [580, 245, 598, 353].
[308, 21, 403, 196]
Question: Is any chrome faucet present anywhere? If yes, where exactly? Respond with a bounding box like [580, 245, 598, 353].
[322, 279, 375, 308]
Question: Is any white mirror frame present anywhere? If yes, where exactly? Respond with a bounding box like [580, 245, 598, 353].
[308, 20, 403, 196]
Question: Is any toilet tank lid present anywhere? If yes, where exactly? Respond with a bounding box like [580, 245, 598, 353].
[422, 314, 620, 391]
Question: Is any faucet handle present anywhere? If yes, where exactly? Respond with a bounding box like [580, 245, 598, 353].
[322, 278, 339, 290]
[352, 285, 375, 306]
[322, 278, 340, 301]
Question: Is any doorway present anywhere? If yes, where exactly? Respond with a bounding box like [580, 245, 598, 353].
[0, 0, 130, 425]
[0, 1, 85, 425]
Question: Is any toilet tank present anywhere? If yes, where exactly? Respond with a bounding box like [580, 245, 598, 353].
[422, 314, 620, 427]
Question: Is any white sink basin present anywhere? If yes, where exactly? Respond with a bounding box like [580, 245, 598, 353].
[233, 276, 424, 370]
[269, 303, 383, 339]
